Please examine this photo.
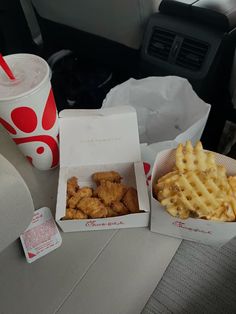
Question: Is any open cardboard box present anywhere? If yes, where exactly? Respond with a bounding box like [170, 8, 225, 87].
[56, 106, 150, 232]
[151, 148, 236, 247]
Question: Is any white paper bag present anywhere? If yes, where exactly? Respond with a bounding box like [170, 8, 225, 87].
[102, 76, 211, 174]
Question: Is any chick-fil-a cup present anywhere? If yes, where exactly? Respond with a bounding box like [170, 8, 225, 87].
[0, 54, 59, 170]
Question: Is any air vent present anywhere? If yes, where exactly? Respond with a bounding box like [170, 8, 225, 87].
[176, 38, 209, 71]
[148, 28, 175, 61]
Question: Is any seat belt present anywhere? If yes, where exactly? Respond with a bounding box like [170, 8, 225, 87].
[19, 0, 43, 47]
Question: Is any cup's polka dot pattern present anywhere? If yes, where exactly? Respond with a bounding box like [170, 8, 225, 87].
[36, 146, 44, 154]
[11, 107, 37, 133]
[42, 89, 57, 130]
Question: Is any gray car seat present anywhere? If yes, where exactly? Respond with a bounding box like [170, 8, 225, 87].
[31, 0, 162, 50]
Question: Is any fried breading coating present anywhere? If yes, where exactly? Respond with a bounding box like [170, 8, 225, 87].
[77, 197, 109, 218]
[67, 176, 79, 196]
[68, 187, 93, 208]
[66, 195, 69, 207]
[122, 187, 140, 213]
[92, 171, 122, 185]
[111, 201, 130, 215]
[63, 207, 76, 220]
[107, 207, 119, 217]
[94, 180, 127, 205]
[64, 171, 142, 221]
[73, 209, 88, 219]
[62, 208, 88, 220]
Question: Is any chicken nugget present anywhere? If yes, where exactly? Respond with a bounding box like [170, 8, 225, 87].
[62, 208, 76, 220]
[122, 187, 139, 213]
[111, 201, 130, 215]
[77, 197, 109, 218]
[107, 207, 119, 217]
[92, 171, 122, 185]
[68, 187, 93, 208]
[73, 209, 88, 219]
[67, 176, 79, 196]
[62, 207, 88, 220]
[95, 180, 127, 205]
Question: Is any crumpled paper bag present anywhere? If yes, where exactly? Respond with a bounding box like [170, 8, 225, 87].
[102, 76, 211, 184]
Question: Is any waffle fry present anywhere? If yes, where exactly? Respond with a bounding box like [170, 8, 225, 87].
[154, 141, 236, 222]
[175, 141, 217, 172]
[228, 176, 236, 195]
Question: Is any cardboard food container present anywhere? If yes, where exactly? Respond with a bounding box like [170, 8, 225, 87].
[151, 148, 236, 247]
[56, 106, 150, 232]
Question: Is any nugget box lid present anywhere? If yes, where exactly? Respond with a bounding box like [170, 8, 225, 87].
[59, 106, 141, 167]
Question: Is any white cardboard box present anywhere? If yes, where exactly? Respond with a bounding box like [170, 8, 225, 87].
[151, 148, 236, 247]
[56, 106, 150, 232]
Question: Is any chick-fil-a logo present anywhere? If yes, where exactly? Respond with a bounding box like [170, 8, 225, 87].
[173, 221, 212, 234]
[86, 220, 125, 227]
[143, 162, 152, 186]
[0, 89, 59, 169]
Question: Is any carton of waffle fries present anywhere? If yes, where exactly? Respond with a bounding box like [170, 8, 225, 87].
[56, 106, 150, 232]
[151, 141, 236, 246]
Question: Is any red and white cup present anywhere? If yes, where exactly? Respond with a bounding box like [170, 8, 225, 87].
[0, 53, 59, 170]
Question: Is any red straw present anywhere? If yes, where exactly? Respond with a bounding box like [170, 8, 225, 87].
[0, 53, 15, 80]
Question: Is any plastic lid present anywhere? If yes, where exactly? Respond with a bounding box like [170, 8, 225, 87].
[0, 54, 49, 101]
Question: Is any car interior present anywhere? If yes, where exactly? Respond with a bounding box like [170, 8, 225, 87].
[1, 1, 236, 313]
[2, 0, 236, 152]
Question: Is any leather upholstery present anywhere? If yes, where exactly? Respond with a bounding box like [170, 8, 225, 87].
[32, 0, 162, 49]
